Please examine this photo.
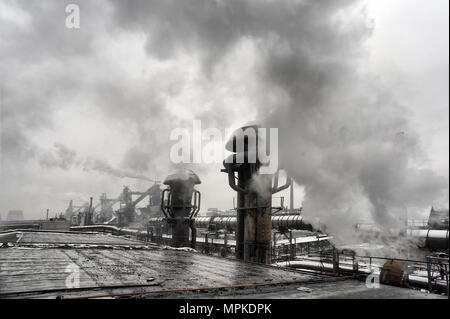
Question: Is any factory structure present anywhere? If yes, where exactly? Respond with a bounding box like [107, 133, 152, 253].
[0, 126, 448, 299]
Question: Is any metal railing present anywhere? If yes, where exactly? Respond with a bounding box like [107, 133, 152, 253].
[276, 248, 449, 295]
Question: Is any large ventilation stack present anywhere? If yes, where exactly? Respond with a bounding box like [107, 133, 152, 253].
[161, 169, 201, 248]
[222, 125, 290, 264]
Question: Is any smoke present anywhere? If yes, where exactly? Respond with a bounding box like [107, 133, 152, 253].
[82, 157, 157, 183]
[39, 143, 157, 183]
[107, 0, 449, 244]
[253, 1, 449, 245]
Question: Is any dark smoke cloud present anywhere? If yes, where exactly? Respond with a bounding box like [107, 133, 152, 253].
[250, 2, 449, 244]
[107, 0, 448, 242]
[109, 0, 365, 74]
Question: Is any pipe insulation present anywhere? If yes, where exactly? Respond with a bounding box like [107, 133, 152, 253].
[148, 215, 313, 231]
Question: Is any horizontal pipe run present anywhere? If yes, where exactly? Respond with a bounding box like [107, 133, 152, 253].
[356, 224, 449, 250]
[148, 215, 312, 231]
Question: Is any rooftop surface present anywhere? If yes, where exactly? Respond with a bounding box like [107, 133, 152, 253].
[0, 231, 446, 299]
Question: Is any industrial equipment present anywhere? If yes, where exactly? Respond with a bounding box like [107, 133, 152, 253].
[354, 223, 449, 251]
[428, 207, 449, 230]
[95, 193, 120, 223]
[380, 260, 409, 287]
[65, 200, 91, 225]
[222, 125, 291, 264]
[149, 215, 313, 232]
[116, 183, 162, 226]
[161, 169, 201, 248]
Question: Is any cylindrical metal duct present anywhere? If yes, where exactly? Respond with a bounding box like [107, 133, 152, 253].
[355, 224, 449, 250]
[272, 215, 312, 230]
[149, 214, 311, 231]
[194, 216, 238, 229]
[408, 229, 449, 250]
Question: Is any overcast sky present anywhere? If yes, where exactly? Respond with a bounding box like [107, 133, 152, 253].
[0, 0, 448, 228]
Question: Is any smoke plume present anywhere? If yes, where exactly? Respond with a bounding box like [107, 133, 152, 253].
[254, 1, 449, 245]
[82, 157, 158, 183]
[39, 143, 157, 183]
[109, 0, 448, 243]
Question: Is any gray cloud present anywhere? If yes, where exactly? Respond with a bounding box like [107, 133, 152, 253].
[253, 2, 448, 243]
[82, 157, 158, 183]
[38, 143, 158, 183]
[39, 143, 78, 170]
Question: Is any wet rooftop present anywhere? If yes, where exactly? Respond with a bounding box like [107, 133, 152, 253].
[0, 230, 146, 246]
[0, 230, 445, 299]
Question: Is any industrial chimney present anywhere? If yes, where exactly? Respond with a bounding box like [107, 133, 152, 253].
[161, 169, 201, 248]
[222, 125, 290, 264]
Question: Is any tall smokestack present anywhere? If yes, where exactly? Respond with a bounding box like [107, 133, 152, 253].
[222, 125, 290, 264]
[86, 197, 93, 225]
